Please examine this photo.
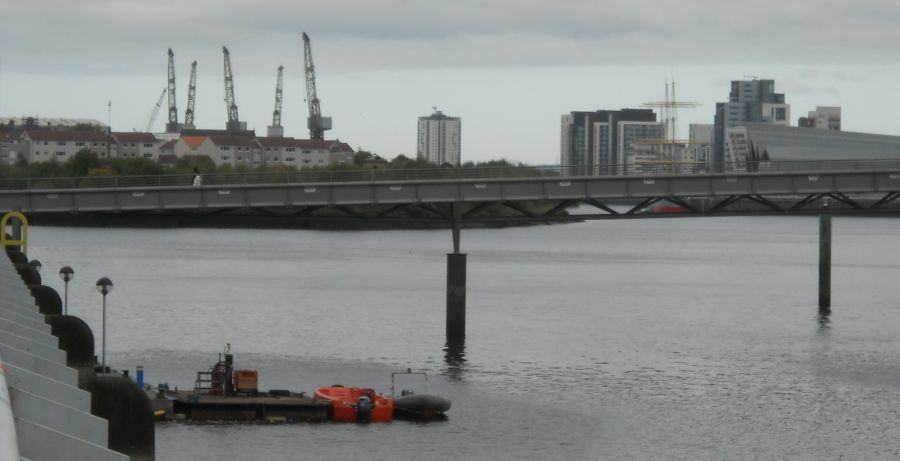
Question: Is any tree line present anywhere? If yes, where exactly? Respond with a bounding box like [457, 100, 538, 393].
[0, 149, 548, 179]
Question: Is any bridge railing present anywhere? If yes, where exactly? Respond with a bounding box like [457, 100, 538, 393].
[2, 159, 900, 191]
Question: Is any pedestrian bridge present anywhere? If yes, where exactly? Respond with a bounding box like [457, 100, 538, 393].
[1, 160, 900, 223]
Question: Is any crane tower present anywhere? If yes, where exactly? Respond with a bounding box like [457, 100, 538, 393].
[267, 65, 285, 137]
[143, 88, 166, 132]
[165, 48, 182, 133]
[223, 46, 245, 132]
[302, 32, 331, 140]
[184, 61, 197, 129]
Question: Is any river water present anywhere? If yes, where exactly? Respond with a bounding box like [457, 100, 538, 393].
[26, 216, 900, 460]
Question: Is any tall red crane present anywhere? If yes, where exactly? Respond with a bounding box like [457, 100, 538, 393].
[302, 32, 331, 140]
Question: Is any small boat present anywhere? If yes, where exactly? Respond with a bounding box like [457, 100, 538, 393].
[393, 393, 451, 420]
[649, 202, 688, 214]
[390, 369, 451, 420]
[314, 386, 393, 423]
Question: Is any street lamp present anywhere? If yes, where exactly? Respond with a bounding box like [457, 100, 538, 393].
[96, 277, 113, 373]
[58, 266, 74, 315]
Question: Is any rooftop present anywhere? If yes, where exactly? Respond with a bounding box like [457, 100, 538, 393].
[25, 130, 111, 142]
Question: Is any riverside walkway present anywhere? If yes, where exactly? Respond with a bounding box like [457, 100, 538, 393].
[1, 160, 900, 222]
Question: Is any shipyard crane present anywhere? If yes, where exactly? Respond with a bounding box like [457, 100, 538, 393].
[184, 60, 197, 129]
[302, 32, 331, 140]
[165, 48, 181, 132]
[267, 65, 285, 137]
[223, 46, 242, 132]
[143, 88, 166, 132]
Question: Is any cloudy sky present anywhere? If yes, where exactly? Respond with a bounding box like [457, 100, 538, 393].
[2, 0, 899, 164]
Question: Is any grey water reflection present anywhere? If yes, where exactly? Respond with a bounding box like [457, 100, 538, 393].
[442, 338, 466, 380]
[818, 308, 832, 332]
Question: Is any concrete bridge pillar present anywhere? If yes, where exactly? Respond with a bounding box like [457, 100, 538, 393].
[447, 204, 466, 340]
[819, 212, 831, 311]
[447, 253, 466, 339]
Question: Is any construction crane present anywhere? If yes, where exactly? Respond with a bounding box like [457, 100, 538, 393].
[184, 61, 197, 129]
[267, 65, 284, 137]
[142, 88, 166, 132]
[223, 46, 242, 132]
[165, 48, 181, 133]
[302, 32, 331, 140]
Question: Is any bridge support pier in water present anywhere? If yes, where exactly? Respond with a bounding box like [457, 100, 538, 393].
[447, 204, 466, 340]
[819, 212, 832, 311]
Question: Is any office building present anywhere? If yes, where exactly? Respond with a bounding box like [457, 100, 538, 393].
[729, 123, 900, 165]
[417, 109, 461, 166]
[713, 79, 790, 170]
[798, 106, 841, 130]
[560, 109, 660, 175]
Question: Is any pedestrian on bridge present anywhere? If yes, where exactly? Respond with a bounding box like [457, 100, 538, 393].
[192, 167, 202, 187]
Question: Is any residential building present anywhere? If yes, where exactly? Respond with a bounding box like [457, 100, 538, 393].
[713, 79, 790, 170]
[110, 132, 161, 160]
[12, 123, 355, 170]
[207, 135, 260, 167]
[173, 135, 213, 159]
[687, 123, 714, 167]
[256, 137, 354, 169]
[798, 106, 841, 130]
[560, 109, 659, 175]
[158, 139, 177, 157]
[22, 130, 114, 163]
[417, 110, 461, 166]
[0, 133, 21, 165]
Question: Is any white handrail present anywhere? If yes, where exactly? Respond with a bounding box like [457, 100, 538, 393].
[0, 354, 20, 461]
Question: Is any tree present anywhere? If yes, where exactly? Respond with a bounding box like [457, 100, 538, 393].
[63, 149, 102, 177]
[88, 166, 117, 177]
[111, 157, 164, 176]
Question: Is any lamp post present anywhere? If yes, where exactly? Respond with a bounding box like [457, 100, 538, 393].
[58, 266, 74, 315]
[96, 277, 113, 373]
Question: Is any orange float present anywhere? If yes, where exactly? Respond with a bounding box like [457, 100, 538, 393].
[314, 386, 393, 423]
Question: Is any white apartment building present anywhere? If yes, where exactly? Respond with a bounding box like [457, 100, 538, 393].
[22, 130, 114, 163]
[417, 110, 461, 166]
[13, 128, 355, 170]
[256, 137, 354, 169]
[111, 132, 162, 160]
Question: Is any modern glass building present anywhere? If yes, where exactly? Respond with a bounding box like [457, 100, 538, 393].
[732, 123, 900, 165]
[560, 109, 658, 175]
[713, 79, 790, 170]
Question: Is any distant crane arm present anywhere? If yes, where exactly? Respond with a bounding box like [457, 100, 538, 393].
[303, 32, 329, 140]
[167, 48, 178, 124]
[223, 46, 239, 123]
[272, 65, 284, 127]
[184, 61, 197, 127]
[145, 88, 166, 132]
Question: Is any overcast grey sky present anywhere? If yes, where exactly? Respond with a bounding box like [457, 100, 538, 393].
[2, 0, 899, 164]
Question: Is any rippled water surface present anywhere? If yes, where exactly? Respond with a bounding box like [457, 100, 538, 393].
[28, 216, 900, 460]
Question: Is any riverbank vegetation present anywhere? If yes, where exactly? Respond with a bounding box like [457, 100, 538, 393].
[0, 149, 550, 180]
